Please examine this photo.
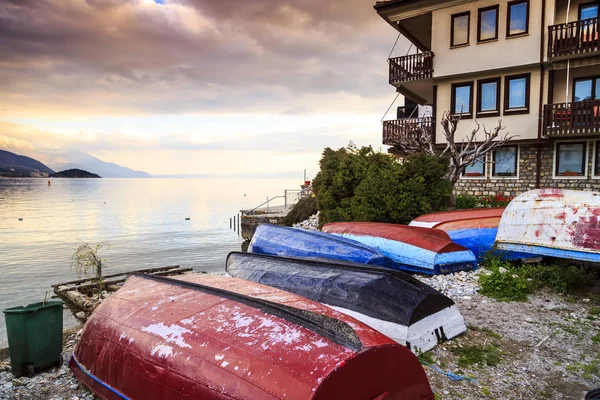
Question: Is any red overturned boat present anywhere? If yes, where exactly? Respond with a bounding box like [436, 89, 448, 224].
[322, 222, 477, 274]
[70, 274, 434, 400]
[409, 208, 534, 261]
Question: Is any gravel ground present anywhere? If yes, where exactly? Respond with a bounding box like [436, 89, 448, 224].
[1, 246, 598, 399]
[416, 271, 600, 400]
[0, 328, 92, 400]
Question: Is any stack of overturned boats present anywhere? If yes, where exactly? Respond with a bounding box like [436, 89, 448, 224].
[71, 188, 600, 399]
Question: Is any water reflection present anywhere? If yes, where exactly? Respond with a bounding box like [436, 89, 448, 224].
[0, 177, 299, 345]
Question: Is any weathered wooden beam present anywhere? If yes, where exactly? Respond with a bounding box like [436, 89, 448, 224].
[55, 268, 194, 293]
[52, 265, 181, 288]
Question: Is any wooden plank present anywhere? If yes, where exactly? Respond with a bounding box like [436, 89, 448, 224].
[55, 267, 194, 293]
[52, 265, 181, 288]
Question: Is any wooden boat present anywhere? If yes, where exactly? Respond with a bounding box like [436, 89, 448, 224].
[409, 209, 534, 261]
[70, 274, 434, 400]
[321, 222, 477, 274]
[496, 188, 600, 262]
[249, 224, 394, 267]
[409, 208, 505, 229]
[226, 252, 467, 353]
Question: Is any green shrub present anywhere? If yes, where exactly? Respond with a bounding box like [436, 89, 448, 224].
[312, 144, 452, 227]
[455, 195, 478, 210]
[282, 196, 317, 226]
[479, 258, 532, 302]
[518, 263, 597, 293]
[480, 256, 598, 301]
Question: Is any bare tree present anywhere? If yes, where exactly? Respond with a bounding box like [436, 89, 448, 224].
[387, 111, 515, 204]
[439, 111, 516, 188]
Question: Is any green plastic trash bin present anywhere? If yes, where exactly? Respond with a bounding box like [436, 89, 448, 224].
[3, 301, 64, 377]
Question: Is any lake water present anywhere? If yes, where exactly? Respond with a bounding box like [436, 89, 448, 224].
[0, 177, 300, 346]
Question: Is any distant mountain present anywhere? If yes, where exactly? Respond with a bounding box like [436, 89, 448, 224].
[0, 149, 55, 177]
[51, 151, 151, 178]
[51, 169, 101, 178]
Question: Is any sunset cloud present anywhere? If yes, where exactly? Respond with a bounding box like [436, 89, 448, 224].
[0, 0, 406, 175]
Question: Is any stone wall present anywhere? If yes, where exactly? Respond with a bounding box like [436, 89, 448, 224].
[454, 141, 600, 197]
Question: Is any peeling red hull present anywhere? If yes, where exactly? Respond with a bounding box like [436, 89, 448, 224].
[409, 208, 505, 228]
[70, 275, 433, 400]
[322, 222, 465, 254]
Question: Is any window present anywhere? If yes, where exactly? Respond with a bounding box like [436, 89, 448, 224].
[492, 146, 518, 177]
[451, 81, 474, 118]
[507, 0, 529, 37]
[555, 142, 587, 177]
[573, 76, 600, 102]
[579, 2, 599, 20]
[477, 77, 501, 117]
[451, 12, 470, 47]
[504, 73, 530, 114]
[464, 159, 486, 177]
[478, 5, 499, 42]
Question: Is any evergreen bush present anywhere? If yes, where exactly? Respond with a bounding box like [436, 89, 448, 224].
[312, 144, 452, 227]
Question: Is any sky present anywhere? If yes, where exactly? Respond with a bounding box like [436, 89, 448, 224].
[0, 0, 408, 177]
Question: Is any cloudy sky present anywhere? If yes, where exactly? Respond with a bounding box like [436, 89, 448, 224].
[0, 0, 407, 177]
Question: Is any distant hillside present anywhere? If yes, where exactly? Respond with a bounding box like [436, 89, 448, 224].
[0, 149, 55, 177]
[52, 151, 151, 178]
[51, 169, 101, 178]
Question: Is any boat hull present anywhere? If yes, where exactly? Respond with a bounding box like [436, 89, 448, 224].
[322, 222, 477, 274]
[496, 188, 600, 262]
[410, 209, 534, 261]
[70, 274, 433, 400]
[226, 252, 467, 353]
[249, 224, 394, 267]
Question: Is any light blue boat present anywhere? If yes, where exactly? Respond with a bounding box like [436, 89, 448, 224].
[322, 222, 478, 274]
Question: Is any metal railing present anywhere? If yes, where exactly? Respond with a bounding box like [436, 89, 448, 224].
[242, 186, 312, 216]
[548, 18, 599, 59]
[383, 117, 434, 145]
[543, 100, 600, 136]
[389, 52, 434, 85]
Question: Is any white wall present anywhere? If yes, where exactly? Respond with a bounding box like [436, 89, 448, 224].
[435, 66, 542, 142]
[430, 0, 554, 76]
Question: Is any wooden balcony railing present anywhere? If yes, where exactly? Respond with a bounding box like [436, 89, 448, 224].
[548, 18, 599, 59]
[543, 100, 600, 137]
[389, 52, 434, 85]
[382, 117, 434, 146]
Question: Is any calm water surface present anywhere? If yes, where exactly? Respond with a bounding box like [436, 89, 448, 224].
[0, 177, 299, 346]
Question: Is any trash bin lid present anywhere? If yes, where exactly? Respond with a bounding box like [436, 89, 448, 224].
[3, 301, 64, 314]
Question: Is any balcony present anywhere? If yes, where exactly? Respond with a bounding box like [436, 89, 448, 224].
[382, 117, 434, 146]
[389, 52, 434, 86]
[548, 18, 599, 60]
[543, 100, 600, 137]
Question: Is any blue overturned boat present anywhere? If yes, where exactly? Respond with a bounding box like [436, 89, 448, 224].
[322, 222, 477, 274]
[409, 208, 536, 262]
[226, 252, 467, 353]
[248, 224, 395, 267]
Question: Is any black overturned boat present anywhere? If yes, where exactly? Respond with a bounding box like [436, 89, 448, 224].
[226, 252, 467, 352]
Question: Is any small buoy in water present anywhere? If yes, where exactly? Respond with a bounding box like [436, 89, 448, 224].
[18, 218, 23, 221]
[185, 217, 191, 220]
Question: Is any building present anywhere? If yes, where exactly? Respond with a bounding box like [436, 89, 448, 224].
[375, 0, 600, 196]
